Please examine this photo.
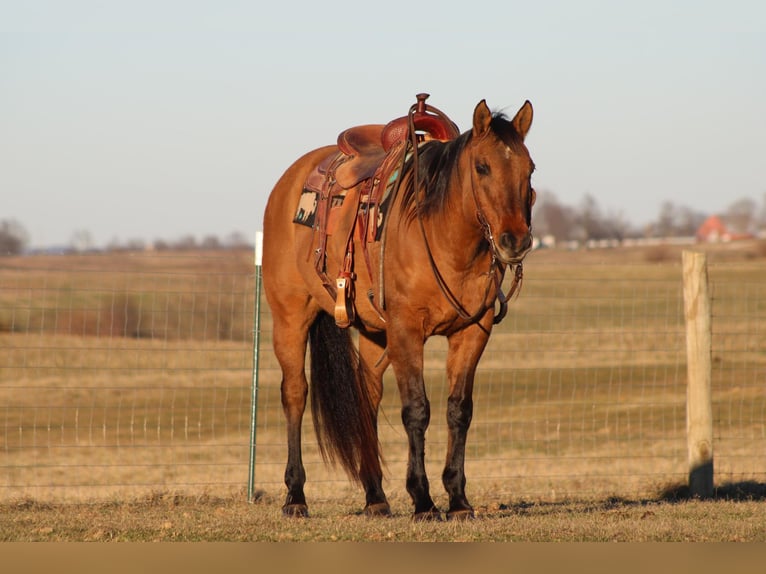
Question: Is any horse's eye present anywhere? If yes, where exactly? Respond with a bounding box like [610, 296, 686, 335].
[475, 162, 490, 176]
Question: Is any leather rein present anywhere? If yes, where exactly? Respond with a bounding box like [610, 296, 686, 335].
[407, 106, 524, 329]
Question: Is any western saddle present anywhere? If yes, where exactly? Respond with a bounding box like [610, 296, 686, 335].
[294, 94, 460, 327]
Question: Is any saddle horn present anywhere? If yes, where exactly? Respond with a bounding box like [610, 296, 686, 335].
[381, 93, 460, 152]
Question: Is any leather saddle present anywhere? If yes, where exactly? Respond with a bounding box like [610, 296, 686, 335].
[335, 125, 388, 189]
[297, 94, 460, 327]
[334, 93, 460, 188]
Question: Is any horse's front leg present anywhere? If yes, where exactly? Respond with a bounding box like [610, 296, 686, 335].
[358, 330, 391, 517]
[443, 319, 491, 520]
[388, 326, 440, 520]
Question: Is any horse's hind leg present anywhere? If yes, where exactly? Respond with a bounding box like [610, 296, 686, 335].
[358, 331, 391, 516]
[271, 297, 319, 517]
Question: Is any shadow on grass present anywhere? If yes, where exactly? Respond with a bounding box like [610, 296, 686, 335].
[494, 481, 766, 517]
[657, 480, 766, 502]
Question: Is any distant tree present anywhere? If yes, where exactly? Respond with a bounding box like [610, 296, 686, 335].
[152, 238, 170, 251]
[675, 205, 706, 237]
[650, 201, 705, 237]
[578, 193, 610, 240]
[655, 201, 677, 237]
[724, 197, 758, 234]
[758, 193, 766, 229]
[533, 192, 636, 242]
[70, 229, 94, 252]
[224, 231, 251, 249]
[602, 209, 635, 241]
[0, 219, 30, 255]
[174, 235, 198, 250]
[125, 238, 146, 251]
[200, 235, 221, 250]
[533, 191, 578, 240]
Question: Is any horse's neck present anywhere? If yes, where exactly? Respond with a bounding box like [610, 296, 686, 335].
[421, 187, 491, 275]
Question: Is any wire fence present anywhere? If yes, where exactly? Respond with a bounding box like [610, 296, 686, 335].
[1, 248, 764, 504]
[254, 258, 692, 503]
[0, 250, 256, 502]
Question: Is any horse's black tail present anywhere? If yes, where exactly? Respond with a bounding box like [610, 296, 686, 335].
[308, 311, 380, 484]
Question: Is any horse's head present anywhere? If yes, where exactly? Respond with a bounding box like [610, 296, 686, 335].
[468, 100, 535, 265]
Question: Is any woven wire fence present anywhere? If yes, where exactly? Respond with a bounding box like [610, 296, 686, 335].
[251, 257, 766, 506]
[1, 249, 764, 504]
[0, 251, 256, 502]
[709, 264, 766, 486]
[252, 261, 689, 505]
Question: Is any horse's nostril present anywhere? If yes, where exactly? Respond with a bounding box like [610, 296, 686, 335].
[499, 232, 532, 254]
[499, 232, 516, 251]
[520, 232, 532, 251]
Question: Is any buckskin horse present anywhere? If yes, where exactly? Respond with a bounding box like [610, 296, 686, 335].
[262, 94, 535, 520]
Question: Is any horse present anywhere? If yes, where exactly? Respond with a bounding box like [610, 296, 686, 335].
[262, 95, 535, 520]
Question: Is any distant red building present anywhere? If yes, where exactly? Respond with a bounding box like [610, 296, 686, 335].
[696, 215, 753, 243]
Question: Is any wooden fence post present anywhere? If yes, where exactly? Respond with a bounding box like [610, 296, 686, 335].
[682, 250, 714, 498]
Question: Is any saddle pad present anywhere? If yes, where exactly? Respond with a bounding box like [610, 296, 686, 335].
[293, 189, 347, 231]
[293, 151, 342, 227]
[293, 188, 319, 227]
[291, 140, 410, 239]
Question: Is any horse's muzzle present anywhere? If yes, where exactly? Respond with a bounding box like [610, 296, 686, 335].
[498, 231, 533, 264]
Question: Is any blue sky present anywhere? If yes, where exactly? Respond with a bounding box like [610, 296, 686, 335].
[2, 0, 764, 248]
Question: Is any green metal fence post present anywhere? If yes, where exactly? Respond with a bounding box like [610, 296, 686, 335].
[248, 231, 264, 503]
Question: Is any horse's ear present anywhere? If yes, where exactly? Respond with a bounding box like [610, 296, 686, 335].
[472, 100, 492, 139]
[512, 100, 533, 139]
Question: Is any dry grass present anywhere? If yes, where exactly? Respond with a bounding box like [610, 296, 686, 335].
[1, 245, 765, 540]
[2, 487, 765, 542]
[0, 249, 255, 340]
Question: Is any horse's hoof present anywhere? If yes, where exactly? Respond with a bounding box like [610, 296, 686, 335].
[446, 508, 475, 521]
[282, 503, 309, 518]
[364, 502, 392, 517]
[412, 508, 443, 522]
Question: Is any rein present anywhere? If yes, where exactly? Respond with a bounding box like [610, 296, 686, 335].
[408, 107, 523, 328]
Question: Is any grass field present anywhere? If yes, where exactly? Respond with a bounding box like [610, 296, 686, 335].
[2, 487, 765, 541]
[1, 243, 765, 540]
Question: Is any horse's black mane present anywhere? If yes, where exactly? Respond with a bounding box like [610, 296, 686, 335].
[400, 112, 525, 219]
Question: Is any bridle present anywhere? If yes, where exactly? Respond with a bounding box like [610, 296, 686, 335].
[407, 107, 525, 329]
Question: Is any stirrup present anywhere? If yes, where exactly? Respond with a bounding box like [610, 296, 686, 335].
[334, 276, 355, 328]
